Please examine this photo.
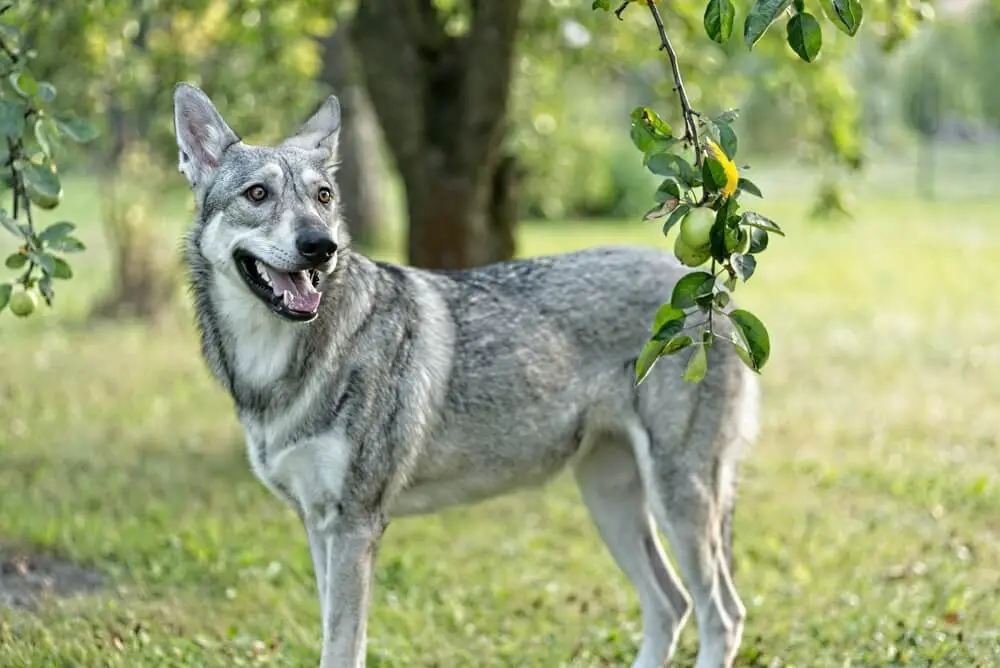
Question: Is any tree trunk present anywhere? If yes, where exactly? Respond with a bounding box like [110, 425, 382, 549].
[318, 25, 386, 249]
[351, 0, 523, 270]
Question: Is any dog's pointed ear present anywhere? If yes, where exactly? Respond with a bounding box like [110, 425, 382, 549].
[281, 95, 341, 159]
[172, 83, 239, 189]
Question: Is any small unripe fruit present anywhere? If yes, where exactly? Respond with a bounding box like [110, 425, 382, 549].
[674, 234, 711, 267]
[9, 288, 37, 317]
[679, 207, 715, 251]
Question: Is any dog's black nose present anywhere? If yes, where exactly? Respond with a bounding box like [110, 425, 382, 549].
[296, 229, 338, 263]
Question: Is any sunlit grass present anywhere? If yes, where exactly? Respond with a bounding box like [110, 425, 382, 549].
[1, 149, 999, 666]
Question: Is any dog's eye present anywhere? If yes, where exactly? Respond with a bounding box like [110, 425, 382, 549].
[245, 185, 268, 203]
[317, 187, 333, 205]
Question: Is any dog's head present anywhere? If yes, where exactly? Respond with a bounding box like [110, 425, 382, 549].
[173, 83, 345, 323]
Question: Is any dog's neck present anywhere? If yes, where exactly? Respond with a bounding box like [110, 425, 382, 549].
[189, 246, 368, 417]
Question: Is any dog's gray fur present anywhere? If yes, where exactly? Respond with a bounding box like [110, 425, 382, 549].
[173, 83, 760, 668]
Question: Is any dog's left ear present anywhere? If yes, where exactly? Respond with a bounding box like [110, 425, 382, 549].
[173, 83, 240, 190]
[281, 95, 341, 162]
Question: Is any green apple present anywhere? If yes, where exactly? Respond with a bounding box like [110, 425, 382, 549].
[679, 206, 715, 250]
[674, 234, 711, 267]
[9, 288, 36, 317]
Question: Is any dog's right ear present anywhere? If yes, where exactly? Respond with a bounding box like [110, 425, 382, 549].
[172, 83, 239, 190]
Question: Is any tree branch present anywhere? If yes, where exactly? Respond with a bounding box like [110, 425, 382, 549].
[645, 0, 702, 167]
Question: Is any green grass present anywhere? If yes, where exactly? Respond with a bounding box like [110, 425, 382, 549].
[2, 147, 1000, 667]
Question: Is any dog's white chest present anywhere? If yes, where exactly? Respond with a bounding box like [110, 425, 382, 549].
[245, 427, 353, 523]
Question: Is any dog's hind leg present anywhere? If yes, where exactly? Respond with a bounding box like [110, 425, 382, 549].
[573, 431, 691, 668]
[634, 408, 748, 667]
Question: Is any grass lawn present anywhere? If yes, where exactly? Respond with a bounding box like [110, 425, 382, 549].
[1, 147, 999, 666]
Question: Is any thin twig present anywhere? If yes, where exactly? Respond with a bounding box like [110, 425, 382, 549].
[707, 260, 716, 335]
[614, 1, 630, 20]
[644, 0, 702, 167]
[7, 136, 34, 287]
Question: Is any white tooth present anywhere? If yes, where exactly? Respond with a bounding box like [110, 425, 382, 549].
[255, 261, 272, 285]
[282, 290, 293, 307]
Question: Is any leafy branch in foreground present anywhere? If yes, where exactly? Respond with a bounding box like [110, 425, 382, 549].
[0, 3, 98, 318]
[595, 0, 863, 384]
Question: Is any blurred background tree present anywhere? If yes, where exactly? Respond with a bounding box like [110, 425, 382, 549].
[4, 0, 999, 314]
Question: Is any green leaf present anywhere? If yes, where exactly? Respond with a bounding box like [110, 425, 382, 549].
[31, 251, 54, 276]
[630, 125, 651, 152]
[704, 0, 736, 44]
[730, 253, 757, 282]
[0, 98, 25, 138]
[663, 334, 694, 355]
[744, 0, 794, 48]
[662, 203, 691, 235]
[5, 252, 26, 269]
[655, 178, 683, 203]
[729, 308, 771, 371]
[38, 275, 53, 305]
[22, 163, 62, 209]
[671, 271, 715, 310]
[652, 306, 687, 342]
[53, 114, 99, 144]
[642, 138, 677, 164]
[37, 81, 56, 104]
[741, 211, 785, 236]
[820, 0, 863, 36]
[0, 282, 10, 311]
[716, 123, 738, 159]
[0, 210, 20, 238]
[635, 339, 666, 385]
[47, 235, 85, 253]
[684, 345, 708, 382]
[9, 71, 38, 99]
[630, 107, 673, 153]
[34, 118, 59, 158]
[710, 199, 738, 262]
[748, 227, 769, 253]
[714, 291, 731, 308]
[636, 107, 672, 139]
[592, 0, 611, 10]
[647, 153, 696, 185]
[786, 12, 823, 63]
[0, 23, 21, 49]
[713, 109, 740, 125]
[39, 221, 74, 242]
[702, 158, 728, 193]
[737, 177, 763, 198]
[732, 339, 757, 372]
[645, 200, 679, 221]
[653, 304, 686, 334]
[51, 257, 72, 279]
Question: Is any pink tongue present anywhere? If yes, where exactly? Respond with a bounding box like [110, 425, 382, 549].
[264, 267, 321, 313]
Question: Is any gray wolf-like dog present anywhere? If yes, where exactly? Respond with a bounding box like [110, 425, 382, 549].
[172, 82, 760, 668]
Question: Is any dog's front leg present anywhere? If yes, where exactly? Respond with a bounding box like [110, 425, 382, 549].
[314, 516, 383, 668]
[306, 524, 330, 625]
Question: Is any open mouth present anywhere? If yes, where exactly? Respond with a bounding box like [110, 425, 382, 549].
[234, 250, 323, 322]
